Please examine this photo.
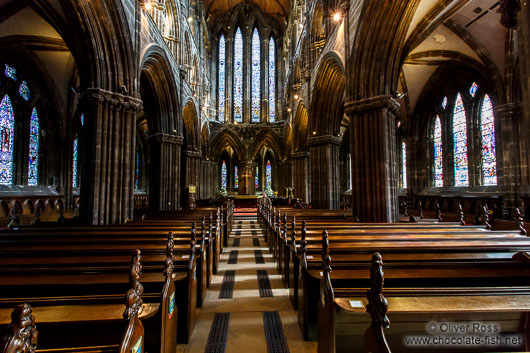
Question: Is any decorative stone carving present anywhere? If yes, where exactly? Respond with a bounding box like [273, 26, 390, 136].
[79, 88, 143, 113]
[1, 303, 38, 353]
[498, 0, 521, 28]
[149, 133, 184, 145]
[344, 95, 400, 117]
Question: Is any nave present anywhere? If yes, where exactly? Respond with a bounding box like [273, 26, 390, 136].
[179, 216, 316, 353]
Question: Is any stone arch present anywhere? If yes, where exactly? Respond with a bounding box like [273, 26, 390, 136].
[310, 54, 345, 136]
[248, 129, 284, 161]
[210, 129, 246, 161]
[182, 99, 200, 152]
[293, 102, 309, 152]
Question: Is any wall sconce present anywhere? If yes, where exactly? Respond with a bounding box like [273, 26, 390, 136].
[294, 94, 299, 100]
[143, 0, 152, 11]
[333, 12, 341, 22]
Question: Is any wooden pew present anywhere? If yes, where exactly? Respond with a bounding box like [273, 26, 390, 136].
[0, 233, 194, 346]
[0, 251, 159, 353]
[318, 252, 530, 353]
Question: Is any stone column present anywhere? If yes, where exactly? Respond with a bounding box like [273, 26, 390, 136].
[497, 103, 522, 217]
[292, 152, 310, 203]
[238, 161, 257, 195]
[148, 133, 183, 211]
[277, 160, 293, 197]
[78, 88, 142, 224]
[186, 150, 201, 197]
[308, 135, 341, 209]
[345, 95, 400, 222]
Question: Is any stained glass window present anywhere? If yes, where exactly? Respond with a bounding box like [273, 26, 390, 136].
[255, 166, 259, 189]
[481, 94, 497, 185]
[218, 35, 226, 122]
[401, 142, 407, 188]
[233, 28, 243, 123]
[0, 95, 15, 185]
[4, 64, 16, 80]
[433, 115, 443, 187]
[453, 93, 469, 186]
[81, 114, 84, 126]
[234, 165, 239, 188]
[73, 137, 79, 188]
[441, 96, 448, 110]
[135, 151, 140, 190]
[221, 160, 227, 189]
[19, 81, 30, 101]
[269, 39, 276, 123]
[266, 160, 271, 188]
[469, 82, 478, 98]
[251, 29, 261, 123]
[28, 107, 39, 186]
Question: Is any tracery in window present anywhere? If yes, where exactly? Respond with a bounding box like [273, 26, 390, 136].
[453, 93, 469, 187]
[234, 165, 239, 188]
[401, 142, 407, 188]
[433, 115, 443, 187]
[221, 160, 227, 189]
[4, 64, 16, 80]
[28, 107, 39, 186]
[480, 94, 497, 185]
[441, 96, 447, 110]
[269, 38, 276, 123]
[469, 82, 478, 98]
[218, 35, 226, 122]
[0, 95, 15, 185]
[19, 81, 30, 101]
[233, 28, 243, 122]
[251, 29, 261, 123]
[255, 166, 259, 189]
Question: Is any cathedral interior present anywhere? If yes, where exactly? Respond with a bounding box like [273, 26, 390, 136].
[1, 0, 530, 352]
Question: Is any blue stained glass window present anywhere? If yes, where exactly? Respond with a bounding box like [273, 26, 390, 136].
[4, 64, 16, 80]
[19, 81, 30, 101]
[0, 95, 15, 185]
[481, 94, 497, 185]
[402, 142, 407, 188]
[433, 115, 443, 187]
[218, 35, 226, 122]
[266, 160, 271, 189]
[73, 137, 79, 188]
[234, 165, 239, 188]
[269, 39, 276, 123]
[81, 114, 84, 126]
[469, 82, 478, 98]
[255, 166, 259, 189]
[251, 29, 261, 123]
[28, 107, 39, 186]
[221, 160, 227, 189]
[453, 93, 469, 186]
[441, 96, 448, 110]
[135, 151, 140, 190]
[233, 28, 243, 123]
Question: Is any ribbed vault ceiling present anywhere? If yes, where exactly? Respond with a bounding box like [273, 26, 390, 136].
[204, 0, 289, 24]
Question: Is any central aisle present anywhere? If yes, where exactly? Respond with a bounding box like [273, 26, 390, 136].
[178, 216, 317, 353]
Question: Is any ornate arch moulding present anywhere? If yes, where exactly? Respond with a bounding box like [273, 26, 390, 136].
[344, 95, 400, 117]
[148, 133, 184, 145]
[79, 89, 143, 113]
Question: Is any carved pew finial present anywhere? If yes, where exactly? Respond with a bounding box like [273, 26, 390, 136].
[321, 230, 331, 274]
[516, 208, 527, 236]
[301, 221, 307, 270]
[436, 203, 442, 222]
[291, 216, 297, 255]
[364, 252, 391, 353]
[1, 303, 38, 353]
[457, 203, 465, 225]
[165, 232, 174, 278]
[125, 250, 144, 320]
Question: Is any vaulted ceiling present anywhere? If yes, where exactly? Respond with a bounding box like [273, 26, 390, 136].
[204, 0, 290, 24]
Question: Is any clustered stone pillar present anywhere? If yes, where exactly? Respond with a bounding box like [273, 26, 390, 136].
[292, 152, 310, 203]
[308, 135, 341, 209]
[185, 151, 201, 192]
[148, 133, 183, 211]
[200, 160, 216, 199]
[79, 88, 142, 225]
[345, 95, 400, 223]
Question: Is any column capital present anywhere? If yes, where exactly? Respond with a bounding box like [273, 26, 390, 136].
[149, 133, 184, 145]
[344, 95, 400, 117]
[307, 134, 342, 146]
[495, 102, 521, 114]
[292, 151, 310, 159]
[79, 88, 143, 113]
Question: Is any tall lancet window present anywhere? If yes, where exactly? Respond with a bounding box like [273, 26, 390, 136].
[72, 137, 79, 188]
[433, 115, 443, 187]
[453, 93, 469, 186]
[234, 165, 239, 188]
[255, 166, 259, 189]
[251, 29, 261, 123]
[269, 38, 276, 123]
[266, 160, 272, 188]
[480, 94, 497, 185]
[28, 107, 39, 186]
[221, 160, 227, 189]
[218, 35, 226, 122]
[0, 95, 15, 185]
[233, 28, 243, 122]
[401, 142, 407, 188]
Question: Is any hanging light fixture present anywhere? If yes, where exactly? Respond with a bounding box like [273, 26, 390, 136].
[143, 0, 152, 11]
